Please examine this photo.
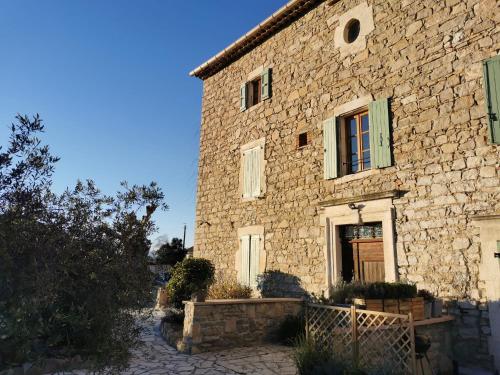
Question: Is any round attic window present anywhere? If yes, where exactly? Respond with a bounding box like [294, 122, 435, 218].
[344, 19, 361, 43]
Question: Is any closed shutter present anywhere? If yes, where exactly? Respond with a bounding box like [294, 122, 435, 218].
[242, 150, 252, 198]
[249, 235, 261, 288]
[483, 56, 500, 144]
[240, 235, 250, 286]
[323, 117, 338, 179]
[261, 68, 271, 100]
[240, 83, 247, 112]
[251, 147, 261, 197]
[369, 98, 392, 168]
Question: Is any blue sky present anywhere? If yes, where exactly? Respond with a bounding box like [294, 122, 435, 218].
[0, 0, 286, 247]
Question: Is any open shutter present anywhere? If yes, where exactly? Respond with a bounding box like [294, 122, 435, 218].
[240, 235, 250, 286]
[323, 117, 338, 179]
[242, 150, 252, 198]
[483, 56, 500, 144]
[369, 98, 392, 168]
[249, 235, 261, 288]
[261, 68, 271, 100]
[240, 83, 247, 111]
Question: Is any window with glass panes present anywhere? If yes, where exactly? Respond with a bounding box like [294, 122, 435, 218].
[345, 111, 370, 173]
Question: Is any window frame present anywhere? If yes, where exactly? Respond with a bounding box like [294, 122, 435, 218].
[343, 110, 371, 174]
[236, 226, 265, 289]
[247, 77, 262, 108]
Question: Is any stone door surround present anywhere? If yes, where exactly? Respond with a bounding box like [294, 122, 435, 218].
[320, 194, 397, 292]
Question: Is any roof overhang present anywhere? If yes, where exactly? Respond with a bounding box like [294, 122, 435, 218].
[190, 0, 333, 80]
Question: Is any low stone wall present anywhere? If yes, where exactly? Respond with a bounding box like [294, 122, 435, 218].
[179, 298, 303, 354]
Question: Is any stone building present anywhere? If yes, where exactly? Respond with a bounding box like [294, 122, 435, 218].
[190, 0, 499, 370]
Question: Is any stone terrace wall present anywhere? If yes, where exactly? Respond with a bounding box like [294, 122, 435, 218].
[179, 299, 303, 354]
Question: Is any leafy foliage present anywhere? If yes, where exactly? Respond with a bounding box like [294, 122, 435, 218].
[155, 237, 187, 267]
[165, 258, 215, 308]
[0, 115, 168, 371]
[276, 314, 305, 346]
[207, 273, 252, 300]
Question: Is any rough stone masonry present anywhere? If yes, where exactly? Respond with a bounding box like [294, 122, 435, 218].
[191, 0, 499, 369]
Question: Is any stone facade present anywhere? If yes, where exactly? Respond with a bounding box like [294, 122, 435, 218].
[192, 0, 499, 369]
[179, 299, 303, 354]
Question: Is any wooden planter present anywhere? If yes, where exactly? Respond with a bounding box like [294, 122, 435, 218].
[354, 297, 425, 321]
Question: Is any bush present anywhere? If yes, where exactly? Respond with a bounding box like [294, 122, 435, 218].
[293, 336, 331, 375]
[207, 274, 252, 300]
[293, 336, 367, 375]
[0, 115, 168, 371]
[417, 289, 435, 302]
[318, 282, 418, 305]
[161, 307, 185, 325]
[166, 258, 215, 308]
[276, 314, 305, 345]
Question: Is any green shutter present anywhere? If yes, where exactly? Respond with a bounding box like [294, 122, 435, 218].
[369, 98, 392, 168]
[261, 68, 271, 100]
[483, 56, 500, 144]
[323, 117, 338, 179]
[240, 83, 247, 111]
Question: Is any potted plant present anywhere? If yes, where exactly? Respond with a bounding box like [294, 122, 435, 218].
[417, 289, 434, 319]
[350, 282, 424, 320]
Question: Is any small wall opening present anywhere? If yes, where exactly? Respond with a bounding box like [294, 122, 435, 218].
[344, 19, 361, 44]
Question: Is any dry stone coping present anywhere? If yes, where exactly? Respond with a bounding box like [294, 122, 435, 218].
[184, 298, 303, 306]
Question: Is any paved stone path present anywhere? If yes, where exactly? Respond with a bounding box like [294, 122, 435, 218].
[69, 312, 298, 375]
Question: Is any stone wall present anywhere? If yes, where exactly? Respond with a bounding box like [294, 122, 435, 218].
[194, 0, 499, 368]
[179, 299, 303, 354]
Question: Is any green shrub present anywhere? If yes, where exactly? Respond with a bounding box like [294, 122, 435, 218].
[162, 307, 185, 325]
[276, 314, 305, 345]
[0, 115, 168, 371]
[166, 258, 215, 308]
[207, 274, 252, 300]
[293, 336, 331, 375]
[417, 289, 435, 301]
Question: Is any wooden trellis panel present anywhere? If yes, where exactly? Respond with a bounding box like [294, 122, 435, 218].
[306, 303, 417, 374]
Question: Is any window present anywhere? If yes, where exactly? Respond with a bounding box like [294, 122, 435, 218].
[342, 111, 370, 174]
[323, 98, 392, 180]
[248, 77, 262, 107]
[240, 68, 271, 111]
[344, 19, 360, 44]
[297, 131, 309, 148]
[239, 234, 261, 288]
[241, 138, 265, 199]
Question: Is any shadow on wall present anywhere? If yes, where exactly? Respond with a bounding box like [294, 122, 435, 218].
[256, 270, 310, 299]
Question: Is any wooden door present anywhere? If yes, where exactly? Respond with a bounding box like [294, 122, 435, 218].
[351, 239, 385, 282]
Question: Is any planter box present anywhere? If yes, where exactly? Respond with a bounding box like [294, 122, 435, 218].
[354, 297, 425, 320]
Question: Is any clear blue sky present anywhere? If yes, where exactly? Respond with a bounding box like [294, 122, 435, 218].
[0, 0, 286, 247]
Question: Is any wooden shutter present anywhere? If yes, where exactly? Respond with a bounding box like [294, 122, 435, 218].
[261, 68, 271, 100]
[323, 117, 338, 179]
[242, 150, 252, 198]
[249, 235, 261, 288]
[251, 147, 261, 197]
[240, 235, 250, 286]
[240, 83, 247, 111]
[483, 56, 500, 144]
[368, 98, 392, 168]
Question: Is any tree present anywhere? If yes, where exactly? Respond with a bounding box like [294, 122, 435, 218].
[155, 237, 187, 267]
[0, 115, 168, 371]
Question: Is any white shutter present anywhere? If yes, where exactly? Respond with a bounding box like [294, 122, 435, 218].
[251, 147, 261, 197]
[323, 117, 338, 179]
[242, 150, 252, 198]
[240, 235, 250, 286]
[249, 235, 261, 288]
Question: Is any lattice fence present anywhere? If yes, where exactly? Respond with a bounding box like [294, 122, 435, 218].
[306, 303, 417, 374]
